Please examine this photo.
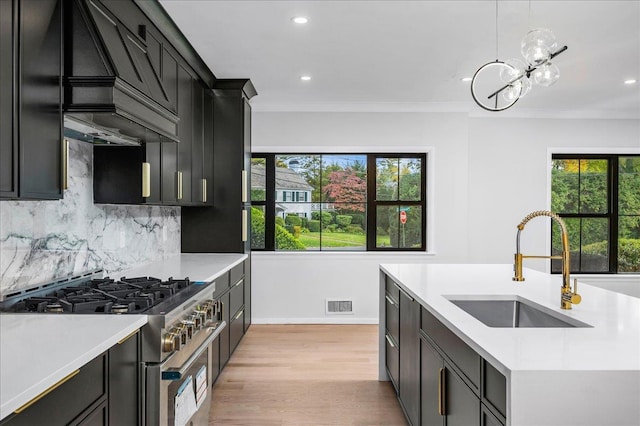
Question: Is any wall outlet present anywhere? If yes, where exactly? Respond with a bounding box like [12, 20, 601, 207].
[119, 230, 126, 248]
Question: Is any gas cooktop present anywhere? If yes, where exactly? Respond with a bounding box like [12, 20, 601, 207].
[8, 276, 192, 314]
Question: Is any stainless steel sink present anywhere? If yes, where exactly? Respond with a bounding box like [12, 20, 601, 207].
[446, 296, 592, 328]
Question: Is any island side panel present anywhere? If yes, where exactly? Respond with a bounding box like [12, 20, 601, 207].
[510, 370, 640, 426]
[379, 269, 389, 381]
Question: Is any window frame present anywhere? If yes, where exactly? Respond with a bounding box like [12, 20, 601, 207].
[551, 153, 639, 274]
[251, 152, 427, 252]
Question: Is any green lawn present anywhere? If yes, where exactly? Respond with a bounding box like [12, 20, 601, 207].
[295, 232, 391, 249]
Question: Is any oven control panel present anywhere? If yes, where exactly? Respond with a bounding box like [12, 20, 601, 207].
[162, 299, 220, 353]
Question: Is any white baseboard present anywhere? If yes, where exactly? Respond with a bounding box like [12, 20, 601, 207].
[251, 317, 379, 325]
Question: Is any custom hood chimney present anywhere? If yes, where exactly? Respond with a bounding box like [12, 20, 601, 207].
[63, 0, 179, 145]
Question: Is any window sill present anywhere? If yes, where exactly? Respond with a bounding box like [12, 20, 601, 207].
[251, 250, 437, 257]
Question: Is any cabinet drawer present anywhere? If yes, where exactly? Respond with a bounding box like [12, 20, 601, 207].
[212, 272, 230, 299]
[385, 333, 399, 393]
[2, 354, 106, 426]
[229, 278, 244, 318]
[385, 292, 399, 344]
[385, 276, 400, 301]
[230, 262, 245, 285]
[483, 360, 507, 420]
[229, 308, 245, 353]
[421, 306, 480, 391]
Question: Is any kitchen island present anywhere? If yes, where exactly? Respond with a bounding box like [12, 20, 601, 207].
[379, 263, 640, 426]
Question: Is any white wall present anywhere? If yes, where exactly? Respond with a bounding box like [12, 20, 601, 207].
[251, 111, 640, 323]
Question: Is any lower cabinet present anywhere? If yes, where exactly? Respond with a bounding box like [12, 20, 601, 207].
[383, 273, 506, 426]
[0, 330, 140, 426]
[399, 290, 420, 426]
[217, 260, 249, 369]
[421, 336, 480, 426]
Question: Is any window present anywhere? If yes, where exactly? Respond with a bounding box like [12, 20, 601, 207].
[551, 154, 640, 273]
[251, 153, 427, 251]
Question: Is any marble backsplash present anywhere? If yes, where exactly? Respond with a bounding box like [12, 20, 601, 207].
[0, 138, 181, 294]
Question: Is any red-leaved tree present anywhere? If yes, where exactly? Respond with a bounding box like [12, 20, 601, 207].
[323, 169, 366, 212]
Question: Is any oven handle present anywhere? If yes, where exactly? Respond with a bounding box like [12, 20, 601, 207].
[161, 321, 226, 381]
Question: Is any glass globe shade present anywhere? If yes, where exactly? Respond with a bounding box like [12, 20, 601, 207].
[532, 62, 560, 87]
[502, 83, 522, 103]
[500, 58, 526, 84]
[519, 75, 533, 97]
[521, 28, 557, 66]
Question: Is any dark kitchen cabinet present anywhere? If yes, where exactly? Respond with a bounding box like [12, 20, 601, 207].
[399, 289, 420, 426]
[176, 64, 193, 204]
[108, 330, 140, 426]
[0, 332, 141, 426]
[93, 141, 164, 205]
[220, 290, 231, 367]
[181, 79, 257, 252]
[421, 336, 480, 426]
[0, 0, 62, 200]
[380, 273, 507, 426]
[0, 353, 107, 426]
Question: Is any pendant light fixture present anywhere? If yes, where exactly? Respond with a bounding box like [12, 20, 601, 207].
[471, 0, 568, 111]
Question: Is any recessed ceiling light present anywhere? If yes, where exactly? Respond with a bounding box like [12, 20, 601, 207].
[460, 77, 472, 82]
[300, 75, 311, 81]
[292, 16, 308, 24]
[624, 79, 637, 85]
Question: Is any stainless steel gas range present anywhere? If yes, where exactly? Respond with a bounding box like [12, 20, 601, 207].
[0, 270, 226, 426]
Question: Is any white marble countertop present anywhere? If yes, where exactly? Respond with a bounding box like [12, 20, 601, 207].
[380, 263, 640, 426]
[0, 314, 147, 420]
[118, 253, 248, 283]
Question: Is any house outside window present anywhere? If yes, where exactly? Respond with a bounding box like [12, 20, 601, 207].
[550, 154, 640, 274]
[250, 153, 427, 252]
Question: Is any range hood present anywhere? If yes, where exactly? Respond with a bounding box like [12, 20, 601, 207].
[64, 0, 179, 145]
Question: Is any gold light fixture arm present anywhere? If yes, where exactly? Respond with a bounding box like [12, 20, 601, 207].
[513, 210, 581, 309]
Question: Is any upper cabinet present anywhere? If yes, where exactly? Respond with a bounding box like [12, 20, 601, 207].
[0, 0, 63, 200]
[90, 1, 213, 207]
[182, 79, 257, 253]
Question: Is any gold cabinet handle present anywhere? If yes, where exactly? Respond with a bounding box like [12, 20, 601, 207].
[62, 139, 69, 190]
[385, 295, 396, 306]
[177, 171, 183, 200]
[241, 170, 248, 202]
[438, 367, 446, 416]
[117, 329, 139, 345]
[234, 279, 243, 288]
[201, 178, 207, 203]
[142, 162, 151, 198]
[242, 209, 248, 242]
[14, 369, 80, 413]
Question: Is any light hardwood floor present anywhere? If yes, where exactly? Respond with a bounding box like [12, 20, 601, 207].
[208, 324, 407, 426]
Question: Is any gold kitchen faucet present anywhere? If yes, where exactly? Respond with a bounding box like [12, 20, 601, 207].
[513, 210, 581, 309]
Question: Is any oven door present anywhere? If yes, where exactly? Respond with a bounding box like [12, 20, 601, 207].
[144, 322, 225, 426]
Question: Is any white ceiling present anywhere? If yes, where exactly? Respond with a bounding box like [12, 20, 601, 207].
[159, 0, 640, 118]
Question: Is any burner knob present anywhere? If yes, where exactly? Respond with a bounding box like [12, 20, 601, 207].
[181, 320, 195, 339]
[191, 311, 205, 328]
[174, 325, 187, 348]
[162, 332, 177, 352]
[195, 306, 210, 323]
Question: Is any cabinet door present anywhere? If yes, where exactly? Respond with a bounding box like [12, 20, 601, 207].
[176, 64, 192, 204]
[220, 291, 230, 367]
[399, 291, 420, 426]
[444, 362, 480, 426]
[421, 338, 444, 426]
[210, 333, 220, 385]
[108, 331, 139, 426]
[0, 0, 16, 197]
[19, 0, 62, 199]
[161, 140, 177, 203]
[229, 308, 245, 354]
[191, 80, 204, 204]
[202, 89, 214, 205]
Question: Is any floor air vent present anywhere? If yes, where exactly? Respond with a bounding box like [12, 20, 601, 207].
[326, 299, 353, 315]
